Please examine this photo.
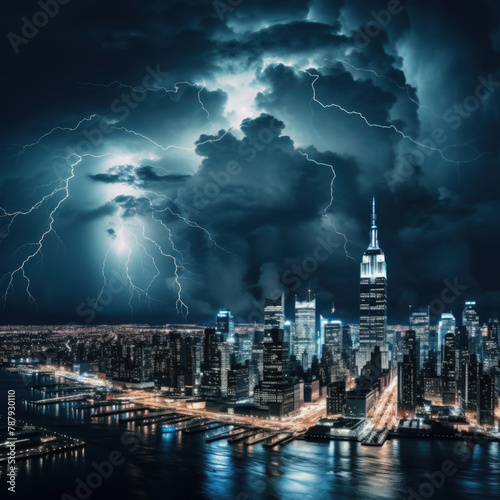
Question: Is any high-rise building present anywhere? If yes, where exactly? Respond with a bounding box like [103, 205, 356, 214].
[324, 320, 343, 362]
[327, 380, 346, 415]
[227, 364, 250, 400]
[429, 327, 438, 353]
[216, 309, 235, 343]
[404, 330, 420, 370]
[409, 306, 429, 368]
[478, 374, 495, 427]
[359, 198, 387, 371]
[293, 294, 316, 370]
[438, 312, 456, 352]
[262, 328, 289, 386]
[442, 332, 458, 405]
[284, 320, 294, 355]
[398, 354, 416, 411]
[485, 318, 499, 371]
[264, 294, 285, 336]
[320, 320, 343, 385]
[463, 302, 480, 354]
[254, 328, 297, 417]
[200, 328, 221, 399]
[460, 354, 482, 411]
[237, 333, 253, 364]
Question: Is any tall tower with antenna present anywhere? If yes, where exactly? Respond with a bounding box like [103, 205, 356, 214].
[358, 197, 388, 371]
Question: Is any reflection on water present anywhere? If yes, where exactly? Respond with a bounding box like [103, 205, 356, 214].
[0, 370, 498, 500]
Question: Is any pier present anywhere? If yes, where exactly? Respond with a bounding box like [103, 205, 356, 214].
[120, 410, 175, 423]
[244, 431, 281, 446]
[362, 426, 389, 446]
[161, 417, 197, 432]
[26, 383, 62, 390]
[183, 421, 227, 434]
[205, 427, 246, 443]
[76, 400, 129, 410]
[43, 385, 95, 395]
[90, 406, 153, 418]
[28, 394, 94, 406]
[263, 432, 294, 448]
[228, 429, 261, 444]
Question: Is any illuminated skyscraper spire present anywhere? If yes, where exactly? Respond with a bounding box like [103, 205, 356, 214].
[359, 196, 388, 373]
[369, 196, 379, 249]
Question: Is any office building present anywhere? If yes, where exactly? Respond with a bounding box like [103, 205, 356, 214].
[293, 294, 316, 371]
[409, 306, 430, 368]
[359, 198, 388, 371]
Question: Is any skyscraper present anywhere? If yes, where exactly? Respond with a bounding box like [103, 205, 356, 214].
[438, 312, 456, 352]
[359, 197, 387, 371]
[200, 328, 221, 399]
[478, 374, 495, 427]
[442, 332, 458, 405]
[321, 320, 343, 385]
[460, 354, 482, 411]
[216, 309, 235, 343]
[398, 354, 417, 412]
[262, 328, 289, 386]
[409, 306, 430, 368]
[264, 294, 285, 336]
[293, 293, 316, 370]
[485, 318, 499, 371]
[463, 302, 480, 344]
[254, 328, 296, 417]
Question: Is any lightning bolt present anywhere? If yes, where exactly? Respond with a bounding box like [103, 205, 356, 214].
[76, 78, 214, 128]
[297, 151, 356, 263]
[292, 64, 491, 165]
[141, 190, 239, 258]
[0, 109, 233, 316]
[5, 115, 98, 161]
[1, 154, 81, 308]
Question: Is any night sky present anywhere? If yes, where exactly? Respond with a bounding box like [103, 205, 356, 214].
[1, 0, 500, 325]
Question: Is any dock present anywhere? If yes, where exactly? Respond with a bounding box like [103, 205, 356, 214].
[44, 385, 95, 395]
[244, 431, 281, 446]
[362, 426, 389, 446]
[279, 432, 299, 446]
[161, 417, 197, 433]
[183, 422, 227, 434]
[26, 383, 62, 390]
[29, 394, 94, 406]
[120, 411, 175, 423]
[135, 413, 186, 426]
[76, 400, 129, 410]
[0, 441, 85, 463]
[228, 429, 261, 444]
[90, 406, 153, 418]
[263, 432, 294, 448]
[206, 427, 246, 443]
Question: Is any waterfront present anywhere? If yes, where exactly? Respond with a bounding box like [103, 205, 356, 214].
[1, 371, 499, 499]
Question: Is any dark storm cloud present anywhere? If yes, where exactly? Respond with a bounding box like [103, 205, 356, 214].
[106, 228, 117, 240]
[113, 195, 152, 218]
[171, 113, 365, 317]
[135, 166, 191, 183]
[77, 203, 118, 222]
[88, 164, 191, 188]
[89, 165, 135, 185]
[1, 0, 500, 324]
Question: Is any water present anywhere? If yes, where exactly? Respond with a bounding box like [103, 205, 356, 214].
[0, 370, 499, 500]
